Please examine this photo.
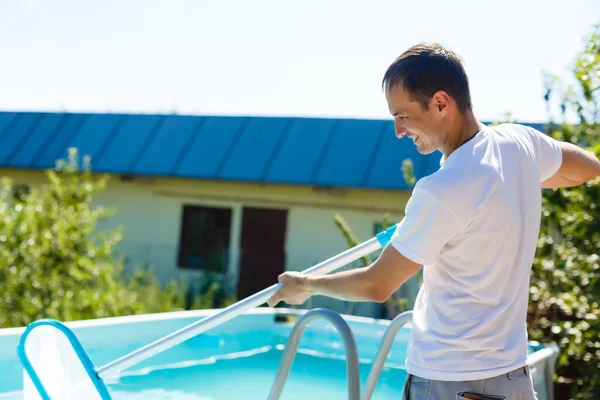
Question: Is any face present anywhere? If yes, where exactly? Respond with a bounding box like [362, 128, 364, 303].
[384, 83, 450, 154]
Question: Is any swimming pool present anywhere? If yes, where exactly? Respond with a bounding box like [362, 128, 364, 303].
[0, 308, 559, 399]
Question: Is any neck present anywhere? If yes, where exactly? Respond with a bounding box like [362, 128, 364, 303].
[442, 108, 482, 158]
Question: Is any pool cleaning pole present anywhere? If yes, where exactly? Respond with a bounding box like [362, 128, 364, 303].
[96, 225, 397, 379]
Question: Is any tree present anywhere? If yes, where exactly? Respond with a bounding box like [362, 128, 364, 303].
[0, 148, 229, 328]
[527, 23, 600, 400]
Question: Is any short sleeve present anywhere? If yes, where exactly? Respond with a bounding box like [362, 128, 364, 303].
[523, 126, 563, 182]
[390, 188, 462, 266]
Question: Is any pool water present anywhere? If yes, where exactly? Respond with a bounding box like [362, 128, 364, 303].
[0, 310, 408, 399]
[107, 348, 405, 399]
[0, 346, 405, 400]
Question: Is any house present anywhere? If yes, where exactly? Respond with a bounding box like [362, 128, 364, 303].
[0, 111, 546, 318]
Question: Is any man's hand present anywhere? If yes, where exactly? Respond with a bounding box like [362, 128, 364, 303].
[267, 271, 314, 307]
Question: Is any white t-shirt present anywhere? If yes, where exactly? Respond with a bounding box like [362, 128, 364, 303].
[390, 123, 563, 381]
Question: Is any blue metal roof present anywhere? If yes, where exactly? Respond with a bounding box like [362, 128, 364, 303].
[67, 114, 124, 163]
[10, 113, 67, 168]
[0, 113, 17, 139]
[265, 118, 336, 184]
[133, 115, 203, 176]
[0, 113, 42, 165]
[174, 116, 245, 179]
[314, 119, 387, 187]
[219, 117, 290, 181]
[95, 114, 164, 173]
[0, 111, 545, 191]
[34, 113, 89, 169]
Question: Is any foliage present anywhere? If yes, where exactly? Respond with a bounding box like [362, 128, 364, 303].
[401, 159, 416, 187]
[527, 23, 600, 400]
[188, 271, 237, 309]
[0, 148, 232, 328]
[333, 214, 372, 268]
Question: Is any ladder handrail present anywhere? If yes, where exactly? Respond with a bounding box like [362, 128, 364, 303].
[362, 311, 413, 400]
[268, 308, 361, 400]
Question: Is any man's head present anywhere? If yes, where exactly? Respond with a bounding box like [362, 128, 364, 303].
[382, 43, 472, 154]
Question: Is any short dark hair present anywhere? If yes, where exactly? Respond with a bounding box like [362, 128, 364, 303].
[382, 43, 472, 113]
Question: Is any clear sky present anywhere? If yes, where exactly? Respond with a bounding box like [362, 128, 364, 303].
[1, 0, 598, 123]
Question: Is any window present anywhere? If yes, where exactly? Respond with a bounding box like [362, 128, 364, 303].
[177, 205, 232, 272]
[13, 184, 30, 201]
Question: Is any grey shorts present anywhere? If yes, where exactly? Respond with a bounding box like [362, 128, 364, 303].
[402, 365, 538, 400]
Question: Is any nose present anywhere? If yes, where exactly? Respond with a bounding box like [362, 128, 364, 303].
[394, 120, 408, 139]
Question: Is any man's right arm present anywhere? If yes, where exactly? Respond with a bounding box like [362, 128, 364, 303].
[541, 142, 600, 189]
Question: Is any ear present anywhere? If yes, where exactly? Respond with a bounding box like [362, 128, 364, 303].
[431, 90, 452, 115]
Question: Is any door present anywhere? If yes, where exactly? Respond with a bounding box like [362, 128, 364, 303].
[237, 207, 288, 299]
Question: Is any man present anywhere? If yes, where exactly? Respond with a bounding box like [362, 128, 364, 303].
[267, 43, 600, 399]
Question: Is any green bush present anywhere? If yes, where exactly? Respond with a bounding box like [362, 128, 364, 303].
[527, 23, 600, 400]
[0, 148, 231, 328]
[188, 272, 238, 310]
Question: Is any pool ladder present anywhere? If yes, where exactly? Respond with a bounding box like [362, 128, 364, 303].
[267, 308, 413, 400]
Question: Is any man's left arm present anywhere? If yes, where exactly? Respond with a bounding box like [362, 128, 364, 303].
[541, 141, 600, 189]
